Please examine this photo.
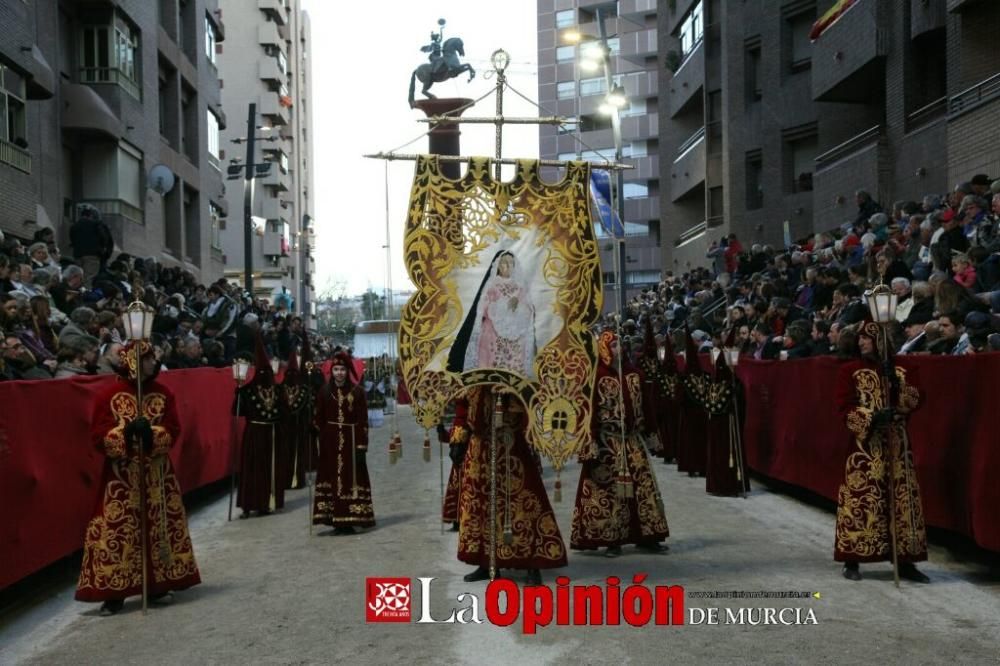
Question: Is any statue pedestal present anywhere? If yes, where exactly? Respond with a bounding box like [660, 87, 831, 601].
[412, 98, 474, 180]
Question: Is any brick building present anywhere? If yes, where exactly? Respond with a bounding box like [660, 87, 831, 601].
[537, 0, 661, 309]
[658, 0, 1000, 272]
[216, 0, 315, 326]
[0, 0, 227, 280]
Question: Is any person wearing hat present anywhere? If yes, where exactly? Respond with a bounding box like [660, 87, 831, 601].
[970, 173, 993, 199]
[76, 341, 202, 615]
[571, 330, 669, 559]
[312, 350, 374, 534]
[234, 333, 288, 518]
[897, 310, 933, 354]
[834, 321, 928, 583]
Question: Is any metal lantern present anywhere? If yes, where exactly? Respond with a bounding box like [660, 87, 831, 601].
[657, 346, 666, 362]
[123, 301, 154, 341]
[711, 347, 721, 364]
[725, 348, 741, 368]
[865, 283, 897, 324]
[232, 358, 251, 383]
[270, 358, 280, 374]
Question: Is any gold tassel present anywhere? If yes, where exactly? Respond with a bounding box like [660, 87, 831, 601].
[554, 472, 562, 503]
[395, 432, 403, 458]
[389, 438, 398, 465]
[422, 431, 431, 462]
[503, 527, 514, 546]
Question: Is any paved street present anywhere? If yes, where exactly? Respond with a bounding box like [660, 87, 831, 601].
[2, 405, 999, 664]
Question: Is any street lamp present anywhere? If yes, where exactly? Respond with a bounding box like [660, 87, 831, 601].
[865, 282, 897, 324]
[564, 8, 629, 316]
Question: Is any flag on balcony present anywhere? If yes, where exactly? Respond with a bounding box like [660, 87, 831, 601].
[279, 95, 293, 108]
[589, 170, 625, 239]
[810, 0, 858, 41]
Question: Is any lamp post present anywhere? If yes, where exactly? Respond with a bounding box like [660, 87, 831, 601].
[567, 8, 629, 315]
[228, 358, 251, 522]
[863, 279, 904, 588]
[122, 300, 154, 615]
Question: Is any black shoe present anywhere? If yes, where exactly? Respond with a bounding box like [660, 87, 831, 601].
[636, 541, 668, 554]
[842, 562, 862, 581]
[99, 599, 125, 616]
[150, 592, 173, 605]
[604, 545, 623, 558]
[449, 522, 460, 532]
[239, 511, 249, 520]
[899, 563, 930, 584]
[525, 569, 542, 586]
[463, 566, 491, 582]
[333, 526, 355, 535]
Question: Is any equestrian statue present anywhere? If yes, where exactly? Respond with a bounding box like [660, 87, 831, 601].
[408, 19, 476, 108]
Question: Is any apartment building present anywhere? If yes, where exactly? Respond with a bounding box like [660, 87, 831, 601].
[537, 0, 661, 308]
[0, 0, 227, 278]
[659, 0, 1000, 271]
[217, 0, 315, 326]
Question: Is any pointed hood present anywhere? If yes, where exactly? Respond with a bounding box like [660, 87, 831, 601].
[714, 345, 733, 383]
[252, 331, 274, 385]
[284, 349, 301, 385]
[660, 328, 678, 373]
[642, 317, 657, 360]
[684, 325, 705, 376]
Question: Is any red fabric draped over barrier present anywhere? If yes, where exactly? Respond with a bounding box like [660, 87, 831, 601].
[737, 354, 1000, 553]
[0, 368, 237, 591]
[2, 355, 998, 590]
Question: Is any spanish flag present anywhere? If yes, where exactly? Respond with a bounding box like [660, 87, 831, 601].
[809, 0, 858, 41]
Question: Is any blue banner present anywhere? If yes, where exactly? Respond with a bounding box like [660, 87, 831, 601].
[589, 170, 624, 239]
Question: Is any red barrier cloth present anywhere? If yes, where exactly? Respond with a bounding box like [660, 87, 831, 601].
[737, 354, 1000, 553]
[0, 368, 237, 590]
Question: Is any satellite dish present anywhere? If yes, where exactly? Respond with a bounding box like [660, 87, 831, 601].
[148, 164, 176, 196]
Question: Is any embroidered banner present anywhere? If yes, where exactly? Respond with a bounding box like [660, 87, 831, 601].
[399, 156, 602, 470]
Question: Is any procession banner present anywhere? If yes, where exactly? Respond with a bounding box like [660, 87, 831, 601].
[399, 156, 602, 470]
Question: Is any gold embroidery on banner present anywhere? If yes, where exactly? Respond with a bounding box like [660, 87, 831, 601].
[399, 156, 602, 470]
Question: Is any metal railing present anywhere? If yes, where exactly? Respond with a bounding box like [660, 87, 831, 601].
[674, 126, 706, 163]
[79, 67, 141, 101]
[906, 96, 947, 131]
[0, 138, 31, 174]
[79, 198, 144, 225]
[948, 72, 1000, 118]
[813, 125, 881, 171]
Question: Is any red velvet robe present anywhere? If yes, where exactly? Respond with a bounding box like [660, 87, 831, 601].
[282, 383, 315, 490]
[76, 379, 201, 602]
[442, 400, 470, 524]
[235, 381, 288, 513]
[457, 388, 566, 570]
[677, 365, 709, 475]
[571, 363, 670, 549]
[834, 359, 926, 563]
[312, 381, 374, 527]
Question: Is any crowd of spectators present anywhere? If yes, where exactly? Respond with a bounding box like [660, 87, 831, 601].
[1, 204, 332, 382]
[608, 175, 1000, 362]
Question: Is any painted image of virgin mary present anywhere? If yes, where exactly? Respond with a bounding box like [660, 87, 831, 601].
[447, 250, 537, 378]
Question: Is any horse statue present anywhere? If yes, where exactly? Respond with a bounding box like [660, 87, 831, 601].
[408, 36, 476, 108]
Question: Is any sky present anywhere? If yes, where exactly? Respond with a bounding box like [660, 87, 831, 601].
[300, 0, 541, 298]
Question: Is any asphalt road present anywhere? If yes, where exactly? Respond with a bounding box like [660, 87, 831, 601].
[2, 405, 999, 664]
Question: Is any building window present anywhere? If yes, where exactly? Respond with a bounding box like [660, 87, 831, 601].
[206, 108, 220, 169]
[0, 64, 30, 173]
[556, 45, 575, 63]
[579, 114, 613, 132]
[80, 140, 144, 225]
[745, 40, 762, 105]
[624, 183, 648, 199]
[556, 10, 575, 28]
[80, 14, 141, 100]
[557, 81, 575, 100]
[209, 202, 223, 250]
[205, 14, 218, 66]
[783, 125, 818, 193]
[745, 150, 763, 210]
[579, 76, 606, 97]
[677, 1, 704, 60]
[787, 11, 813, 73]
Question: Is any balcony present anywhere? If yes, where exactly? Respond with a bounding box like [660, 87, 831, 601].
[78, 198, 144, 226]
[0, 138, 32, 174]
[619, 27, 656, 65]
[262, 228, 290, 257]
[258, 163, 289, 191]
[911, 0, 946, 39]
[625, 196, 660, 222]
[811, 0, 888, 103]
[258, 0, 287, 25]
[620, 0, 658, 20]
[668, 40, 704, 118]
[258, 93, 289, 126]
[947, 0, 985, 12]
[621, 113, 657, 141]
[948, 72, 1000, 119]
[813, 126, 885, 230]
[258, 22, 282, 47]
[260, 194, 290, 223]
[258, 56, 284, 84]
[667, 0, 700, 35]
[670, 126, 706, 202]
[79, 67, 141, 101]
[624, 154, 659, 183]
[906, 96, 947, 133]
